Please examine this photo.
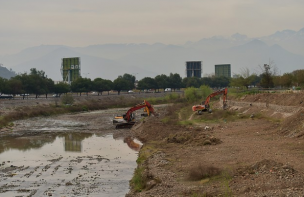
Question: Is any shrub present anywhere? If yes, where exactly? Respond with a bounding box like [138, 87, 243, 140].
[184, 86, 213, 103]
[61, 94, 75, 105]
[199, 85, 213, 99]
[185, 87, 202, 102]
[188, 164, 221, 181]
[165, 93, 179, 100]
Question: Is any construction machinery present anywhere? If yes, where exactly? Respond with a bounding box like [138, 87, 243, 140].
[113, 100, 156, 129]
[192, 88, 228, 114]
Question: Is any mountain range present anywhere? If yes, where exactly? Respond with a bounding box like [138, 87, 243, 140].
[1, 27, 304, 81]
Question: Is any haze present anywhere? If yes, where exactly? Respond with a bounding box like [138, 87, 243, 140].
[1, 0, 304, 55]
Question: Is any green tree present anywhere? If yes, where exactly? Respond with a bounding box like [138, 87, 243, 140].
[93, 78, 113, 95]
[212, 76, 230, 88]
[293, 70, 304, 87]
[137, 77, 158, 92]
[168, 73, 182, 91]
[71, 77, 92, 96]
[182, 77, 201, 88]
[0, 77, 8, 93]
[230, 68, 257, 89]
[155, 74, 169, 92]
[260, 64, 275, 88]
[6, 78, 23, 96]
[54, 82, 70, 96]
[113, 77, 133, 95]
[122, 73, 135, 88]
[200, 77, 212, 87]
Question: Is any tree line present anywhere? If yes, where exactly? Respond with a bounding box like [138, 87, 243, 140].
[230, 65, 304, 89]
[0, 66, 303, 98]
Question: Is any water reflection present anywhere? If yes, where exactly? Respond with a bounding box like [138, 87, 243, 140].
[0, 134, 57, 154]
[124, 136, 142, 151]
[0, 132, 140, 197]
[60, 133, 93, 152]
[0, 133, 142, 154]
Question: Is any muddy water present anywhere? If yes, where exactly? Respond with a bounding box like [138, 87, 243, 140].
[0, 108, 143, 197]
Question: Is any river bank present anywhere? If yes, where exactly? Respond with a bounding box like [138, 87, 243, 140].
[127, 93, 304, 196]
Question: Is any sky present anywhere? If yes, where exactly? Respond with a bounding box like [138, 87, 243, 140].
[0, 0, 304, 55]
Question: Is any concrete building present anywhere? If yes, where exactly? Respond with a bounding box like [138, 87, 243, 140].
[215, 64, 231, 78]
[185, 61, 202, 78]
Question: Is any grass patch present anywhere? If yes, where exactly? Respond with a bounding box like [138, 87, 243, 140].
[130, 167, 146, 192]
[221, 171, 233, 197]
[179, 104, 196, 120]
[178, 120, 194, 126]
[161, 117, 170, 123]
[188, 164, 221, 181]
[136, 142, 158, 165]
[130, 142, 159, 192]
[193, 110, 244, 123]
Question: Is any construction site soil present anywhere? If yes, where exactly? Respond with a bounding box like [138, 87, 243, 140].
[0, 92, 304, 196]
[127, 92, 304, 196]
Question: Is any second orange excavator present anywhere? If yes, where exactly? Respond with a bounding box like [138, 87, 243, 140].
[192, 88, 228, 114]
[113, 100, 156, 129]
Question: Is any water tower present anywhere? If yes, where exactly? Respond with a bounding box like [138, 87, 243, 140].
[61, 57, 81, 84]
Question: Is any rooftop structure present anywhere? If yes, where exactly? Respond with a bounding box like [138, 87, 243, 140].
[185, 61, 202, 78]
[215, 64, 231, 78]
[61, 57, 81, 84]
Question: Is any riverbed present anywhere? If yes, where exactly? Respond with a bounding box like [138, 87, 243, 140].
[0, 108, 142, 197]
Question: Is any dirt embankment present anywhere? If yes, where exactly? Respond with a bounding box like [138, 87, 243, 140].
[127, 93, 304, 196]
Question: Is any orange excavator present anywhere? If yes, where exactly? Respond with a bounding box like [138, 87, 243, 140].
[192, 88, 228, 114]
[113, 100, 156, 129]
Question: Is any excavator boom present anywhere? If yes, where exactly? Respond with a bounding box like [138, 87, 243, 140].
[113, 100, 155, 129]
[192, 88, 228, 114]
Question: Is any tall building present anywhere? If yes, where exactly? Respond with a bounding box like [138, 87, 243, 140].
[215, 64, 231, 78]
[186, 61, 202, 78]
[61, 57, 81, 84]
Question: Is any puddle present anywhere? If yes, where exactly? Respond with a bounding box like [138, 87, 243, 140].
[0, 133, 141, 197]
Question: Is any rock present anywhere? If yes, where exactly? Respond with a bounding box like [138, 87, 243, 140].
[146, 180, 157, 190]
[203, 140, 212, 145]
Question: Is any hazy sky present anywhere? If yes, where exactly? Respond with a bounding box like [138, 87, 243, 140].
[1, 0, 304, 55]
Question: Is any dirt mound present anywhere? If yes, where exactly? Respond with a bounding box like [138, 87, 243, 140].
[238, 92, 304, 107]
[281, 109, 304, 138]
[232, 159, 304, 196]
[236, 159, 296, 176]
[166, 131, 222, 145]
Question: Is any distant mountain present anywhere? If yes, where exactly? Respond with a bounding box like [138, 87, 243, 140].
[260, 28, 304, 56]
[1, 27, 304, 80]
[6, 46, 157, 81]
[0, 65, 16, 79]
